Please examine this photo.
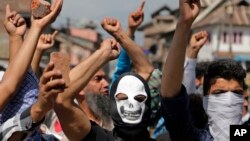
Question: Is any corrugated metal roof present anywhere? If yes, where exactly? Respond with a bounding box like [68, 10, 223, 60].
[194, 0, 250, 28]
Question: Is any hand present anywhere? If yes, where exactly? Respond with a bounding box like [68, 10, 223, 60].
[101, 18, 122, 35]
[37, 31, 58, 51]
[128, 1, 145, 31]
[179, 0, 201, 27]
[187, 31, 208, 58]
[4, 4, 26, 37]
[32, 0, 63, 29]
[37, 62, 65, 112]
[100, 39, 120, 61]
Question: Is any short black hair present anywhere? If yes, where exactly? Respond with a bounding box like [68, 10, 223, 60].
[195, 62, 210, 79]
[203, 59, 246, 95]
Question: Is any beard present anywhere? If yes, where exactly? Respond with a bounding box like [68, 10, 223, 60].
[85, 93, 113, 129]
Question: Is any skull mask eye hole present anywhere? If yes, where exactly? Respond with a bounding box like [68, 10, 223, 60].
[134, 95, 147, 103]
[116, 93, 128, 101]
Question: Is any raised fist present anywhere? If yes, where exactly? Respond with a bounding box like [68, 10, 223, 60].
[100, 39, 120, 61]
[179, 0, 201, 27]
[188, 30, 208, 58]
[37, 30, 58, 50]
[101, 18, 122, 34]
[4, 5, 27, 37]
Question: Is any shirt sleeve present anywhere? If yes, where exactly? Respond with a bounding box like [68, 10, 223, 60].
[111, 48, 131, 84]
[148, 69, 162, 124]
[182, 58, 197, 94]
[161, 86, 194, 141]
[0, 106, 43, 141]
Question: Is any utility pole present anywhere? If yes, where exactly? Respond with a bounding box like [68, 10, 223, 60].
[227, 0, 234, 58]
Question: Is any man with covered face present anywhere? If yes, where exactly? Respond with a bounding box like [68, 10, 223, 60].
[52, 37, 154, 140]
[161, 0, 246, 141]
[51, 4, 156, 140]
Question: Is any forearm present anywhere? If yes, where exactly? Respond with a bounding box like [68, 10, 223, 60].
[112, 48, 131, 83]
[54, 101, 91, 141]
[0, 26, 42, 109]
[161, 23, 191, 98]
[31, 50, 43, 76]
[68, 49, 108, 99]
[9, 36, 23, 63]
[113, 30, 153, 80]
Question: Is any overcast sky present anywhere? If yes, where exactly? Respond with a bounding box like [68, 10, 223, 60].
[55, 0, 178, 27]
[53, 0, 178, 44]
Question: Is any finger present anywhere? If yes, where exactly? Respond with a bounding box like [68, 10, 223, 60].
[52, 30, 58, 38]
[47, 89, 64, 96]
[42, 70, 62, 85]
[44, 79, 65, 92]
[5, 4, 11, 18]
[13, 14, 22, 25]
[46, 0, 63, 20]
[138, 1, 145, 11]
[40, 34, 46, 42]
[110, 39, 117, 47]
[47, 34, 52, 43]
[16, 16, 26, 27]
[43, 62, 54, 75]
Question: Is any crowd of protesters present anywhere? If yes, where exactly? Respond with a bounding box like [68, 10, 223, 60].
[0, 0, 249, 141]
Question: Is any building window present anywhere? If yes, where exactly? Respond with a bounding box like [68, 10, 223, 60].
[231, 32, 243, 44]
[239, 32, 242, 44]
[223, 32, 227, 43]
[234, 32, 237, 43]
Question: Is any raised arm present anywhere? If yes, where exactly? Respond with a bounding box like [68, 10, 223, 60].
[31, 31, 58, 76]
[161, 0, 201, 98]
[183, 31, 208, 94]
[112, 1, 148, 82]
[101, 17, 153, 81]
[55, 39, 120, 141]
[3, 4, 26, 63]
[0, 0, 63, 111]
[0, 62, 65, 141]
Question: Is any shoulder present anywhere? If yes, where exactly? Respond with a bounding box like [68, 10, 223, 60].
[82, 122, 113, 141]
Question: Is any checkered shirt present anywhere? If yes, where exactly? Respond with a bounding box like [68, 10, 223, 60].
[0, 68, 39, 124]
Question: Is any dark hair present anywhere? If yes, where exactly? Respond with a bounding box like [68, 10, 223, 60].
[203, 59, 246, 95]
[0, 65, 6, 71]
[195, 62, 210, 79]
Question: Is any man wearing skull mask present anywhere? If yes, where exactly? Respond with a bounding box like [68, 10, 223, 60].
[51, 6, 156, 140]
[53, 39, 154, 140]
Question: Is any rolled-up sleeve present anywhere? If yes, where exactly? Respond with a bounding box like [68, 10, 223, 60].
[0, 106, 43, 141]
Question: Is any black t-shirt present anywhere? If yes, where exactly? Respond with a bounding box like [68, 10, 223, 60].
[82, 122, 155, 141]
[82, 122, 113, 141]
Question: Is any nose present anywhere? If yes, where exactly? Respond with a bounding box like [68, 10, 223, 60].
[129, 103, 133, 108]
[103, 79, 109, 88]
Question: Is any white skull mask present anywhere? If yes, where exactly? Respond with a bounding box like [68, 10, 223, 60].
[114, 75, 148, 124]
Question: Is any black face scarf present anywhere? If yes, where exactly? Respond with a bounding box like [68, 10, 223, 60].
[110, 72, 152, 140]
